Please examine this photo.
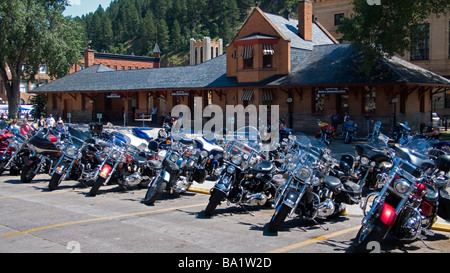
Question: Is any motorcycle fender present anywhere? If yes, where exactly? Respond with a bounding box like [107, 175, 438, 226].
[283, 191, 299, 208]
[99, 164, 112, 178]
[162, 170, 170, 182]
[378, 203, 397, 227]
[55, 162, 69, 175]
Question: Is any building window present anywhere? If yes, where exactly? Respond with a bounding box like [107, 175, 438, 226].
[263, 55, 272, 68]
[411, 23, 430, 61]
[334, 13, 344, 26]
[363, 87, 376, 113]
[242, 45, 254, 69]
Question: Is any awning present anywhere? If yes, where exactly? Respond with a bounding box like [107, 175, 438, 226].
[263, 89, 274, 101]
[241, 45, 254, 59]
[241, 90, 254, 101]
[263, 44, 274, 55]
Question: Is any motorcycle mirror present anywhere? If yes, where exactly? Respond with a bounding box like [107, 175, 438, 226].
[148, 140, 158, 151]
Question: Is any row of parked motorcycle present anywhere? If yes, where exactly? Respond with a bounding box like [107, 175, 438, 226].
[1, 119, 450, 252]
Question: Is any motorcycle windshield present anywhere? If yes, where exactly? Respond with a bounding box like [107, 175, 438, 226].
[231, 126, 262, 151]
[296, 133, 325, 161]
[404, 138, 433, 155]
[365, 133, 389, 150]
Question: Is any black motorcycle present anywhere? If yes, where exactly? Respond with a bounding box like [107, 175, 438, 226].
[355, 138, 450, 251]
[20, 128, 62, 183]
[48, 126, 97, 190]
[0, 132, 29, 176]
[143, 133, 206, 205]
[354, 133, 393, 189]
[204, 126, 280, 216]
[268, 134, 362, 232]
[393, 121, 411, 144]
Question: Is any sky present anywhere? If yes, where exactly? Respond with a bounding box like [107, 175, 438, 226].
[63, 0, 113, 17]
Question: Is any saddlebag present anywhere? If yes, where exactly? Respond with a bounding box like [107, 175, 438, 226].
[341, 181, 362, 205]
[438, 188, 450, 221]
[193, 168, 207, 184]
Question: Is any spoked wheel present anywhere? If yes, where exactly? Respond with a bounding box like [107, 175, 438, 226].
[143, 177, 166, 205]
[20, 162, 38, 183]
[204, 189, 225, 217]
[268, 203, 291, 233]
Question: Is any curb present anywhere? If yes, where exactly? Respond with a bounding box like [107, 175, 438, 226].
[431, 222, 450, 233]
[188, 186, 211, 195]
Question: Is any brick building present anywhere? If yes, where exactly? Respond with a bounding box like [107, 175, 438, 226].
[312, 0, 450, 116]
[0, 45, 160, 117]
[32, 1, 450, 134]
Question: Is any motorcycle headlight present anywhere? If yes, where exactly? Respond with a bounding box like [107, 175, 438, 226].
[393, 178, 411, 194]
[170, 153, 179, 163]
[200, 150, 208, 158]
[226, 165, 236, 174]
[295, 167, 311, 181]
[231, 155, 242, 165]
[66, 146, 77, 157]
[223, 152, 231, 160]
[111, 150, 121, 160]
[360, 157, 369, 165]
[10, 142, 19, 149]
[158, 129, 168, 139]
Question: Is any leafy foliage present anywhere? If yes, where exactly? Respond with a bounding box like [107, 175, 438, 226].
[336, 0, 450, 74]
[80, 0, 302, 64]
[0, 0, 85, 118]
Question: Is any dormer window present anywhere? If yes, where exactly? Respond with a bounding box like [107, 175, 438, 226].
[242, 45, 254, 69]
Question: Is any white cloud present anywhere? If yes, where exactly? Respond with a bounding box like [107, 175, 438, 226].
[68, 0, 81, 5]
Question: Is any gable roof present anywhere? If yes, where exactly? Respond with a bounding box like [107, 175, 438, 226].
[268, 44, 450, 87]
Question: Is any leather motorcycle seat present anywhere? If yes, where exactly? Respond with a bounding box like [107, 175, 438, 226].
[134, 156, 147, 165]
[251, 160, 273, 173]
[148, 160, 162, 169]
[179, 138, 194, 145]
[323, 175, 342, 190]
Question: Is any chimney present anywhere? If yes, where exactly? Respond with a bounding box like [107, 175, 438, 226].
[84, 48, 95, 68]
[298, 0, 312, 41]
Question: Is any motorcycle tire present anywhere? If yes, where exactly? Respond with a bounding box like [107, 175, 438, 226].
[354, 218, 390, 253]
[89, 176, 106, 197]
[48, 172, 63, 191]
[268, 203, 291, 233]
[344, 133, 351, 144]
[204, 189, 224, 216]
[21, 162, 37, 183]
[0, 161, 6, 175]
[144, 178, 166, 205]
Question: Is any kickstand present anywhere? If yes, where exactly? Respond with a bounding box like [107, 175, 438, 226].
[312, 218, 329, 231]
[239, 204, 255, 216]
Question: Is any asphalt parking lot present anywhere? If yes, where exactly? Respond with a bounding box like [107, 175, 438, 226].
[0, 136, 449, 256]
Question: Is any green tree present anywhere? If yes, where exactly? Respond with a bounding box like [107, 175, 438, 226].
[0, 0, 85, 118]
[337, 0, 450, 73]
[170, 20, 182, 52]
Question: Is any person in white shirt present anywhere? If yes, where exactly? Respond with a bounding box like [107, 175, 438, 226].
[46, 114, 55, 127]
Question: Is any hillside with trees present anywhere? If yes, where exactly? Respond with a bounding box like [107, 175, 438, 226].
[77, 0, 301, 66]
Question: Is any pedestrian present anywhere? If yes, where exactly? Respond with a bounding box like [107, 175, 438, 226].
[9, 119, 19, 134]
[331, 110, 339, 131]
[46, 114, 55, 127]
[38, 115, 45, 127]
[19, 119, 33, 136]
[152, 106, 158, 124]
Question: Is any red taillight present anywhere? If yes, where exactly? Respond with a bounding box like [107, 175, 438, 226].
[99, 165, 112, 178]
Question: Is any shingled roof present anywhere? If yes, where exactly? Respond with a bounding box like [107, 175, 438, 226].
[31, 11, 450, 95]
